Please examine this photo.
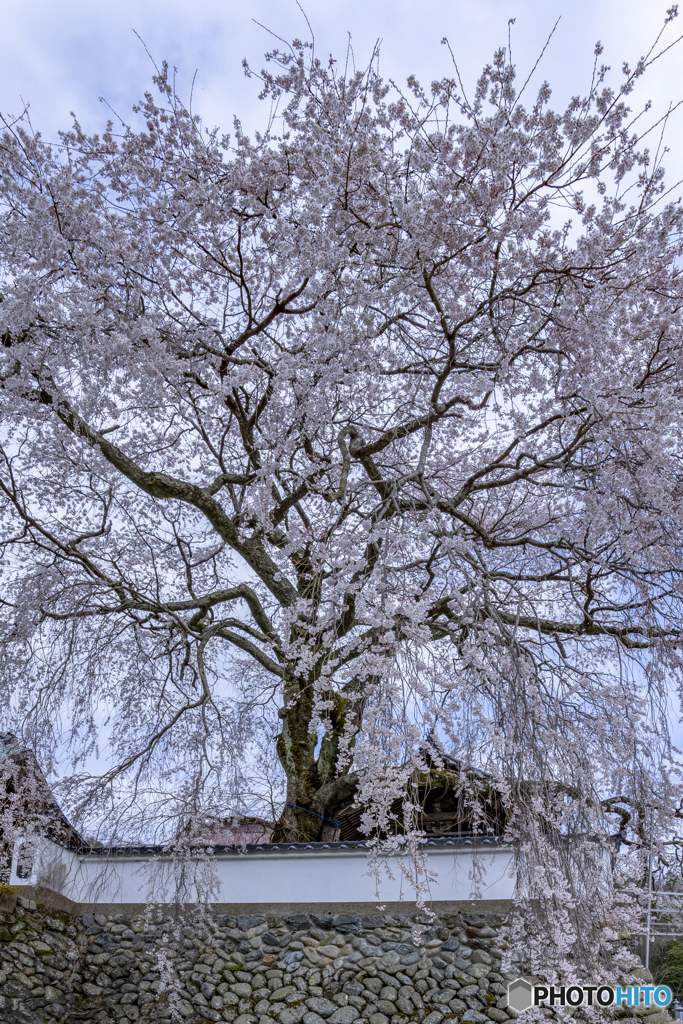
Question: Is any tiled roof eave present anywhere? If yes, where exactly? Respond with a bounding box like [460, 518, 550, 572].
[62, 835, 513, 858]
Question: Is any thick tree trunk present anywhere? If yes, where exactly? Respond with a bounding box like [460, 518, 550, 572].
[271, 768, 358, 842]
[271, 673, 358, 842]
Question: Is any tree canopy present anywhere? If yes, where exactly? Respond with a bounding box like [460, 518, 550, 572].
[2, 18, 683, 962]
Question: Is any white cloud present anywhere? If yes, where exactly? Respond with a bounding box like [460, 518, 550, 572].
[3, 0, 681, 179]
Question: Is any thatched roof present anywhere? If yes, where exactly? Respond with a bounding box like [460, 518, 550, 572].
[0, 732, 84, 851]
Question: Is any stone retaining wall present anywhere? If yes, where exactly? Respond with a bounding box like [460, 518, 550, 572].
[0, 890, 666, 1024]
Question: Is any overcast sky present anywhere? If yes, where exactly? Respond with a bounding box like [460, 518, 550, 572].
[2, 0, 683, 183]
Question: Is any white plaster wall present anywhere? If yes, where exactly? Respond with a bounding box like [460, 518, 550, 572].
[11, 836, 81, 894]
[11, 838, 515, 906]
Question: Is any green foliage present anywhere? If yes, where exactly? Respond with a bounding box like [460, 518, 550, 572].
[655, 940, 683, 999]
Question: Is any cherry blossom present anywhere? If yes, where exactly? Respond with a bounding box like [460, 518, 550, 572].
[1, 19, 683, 964]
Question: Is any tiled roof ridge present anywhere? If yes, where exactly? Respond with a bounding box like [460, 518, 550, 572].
[53, 834, 511, 857]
